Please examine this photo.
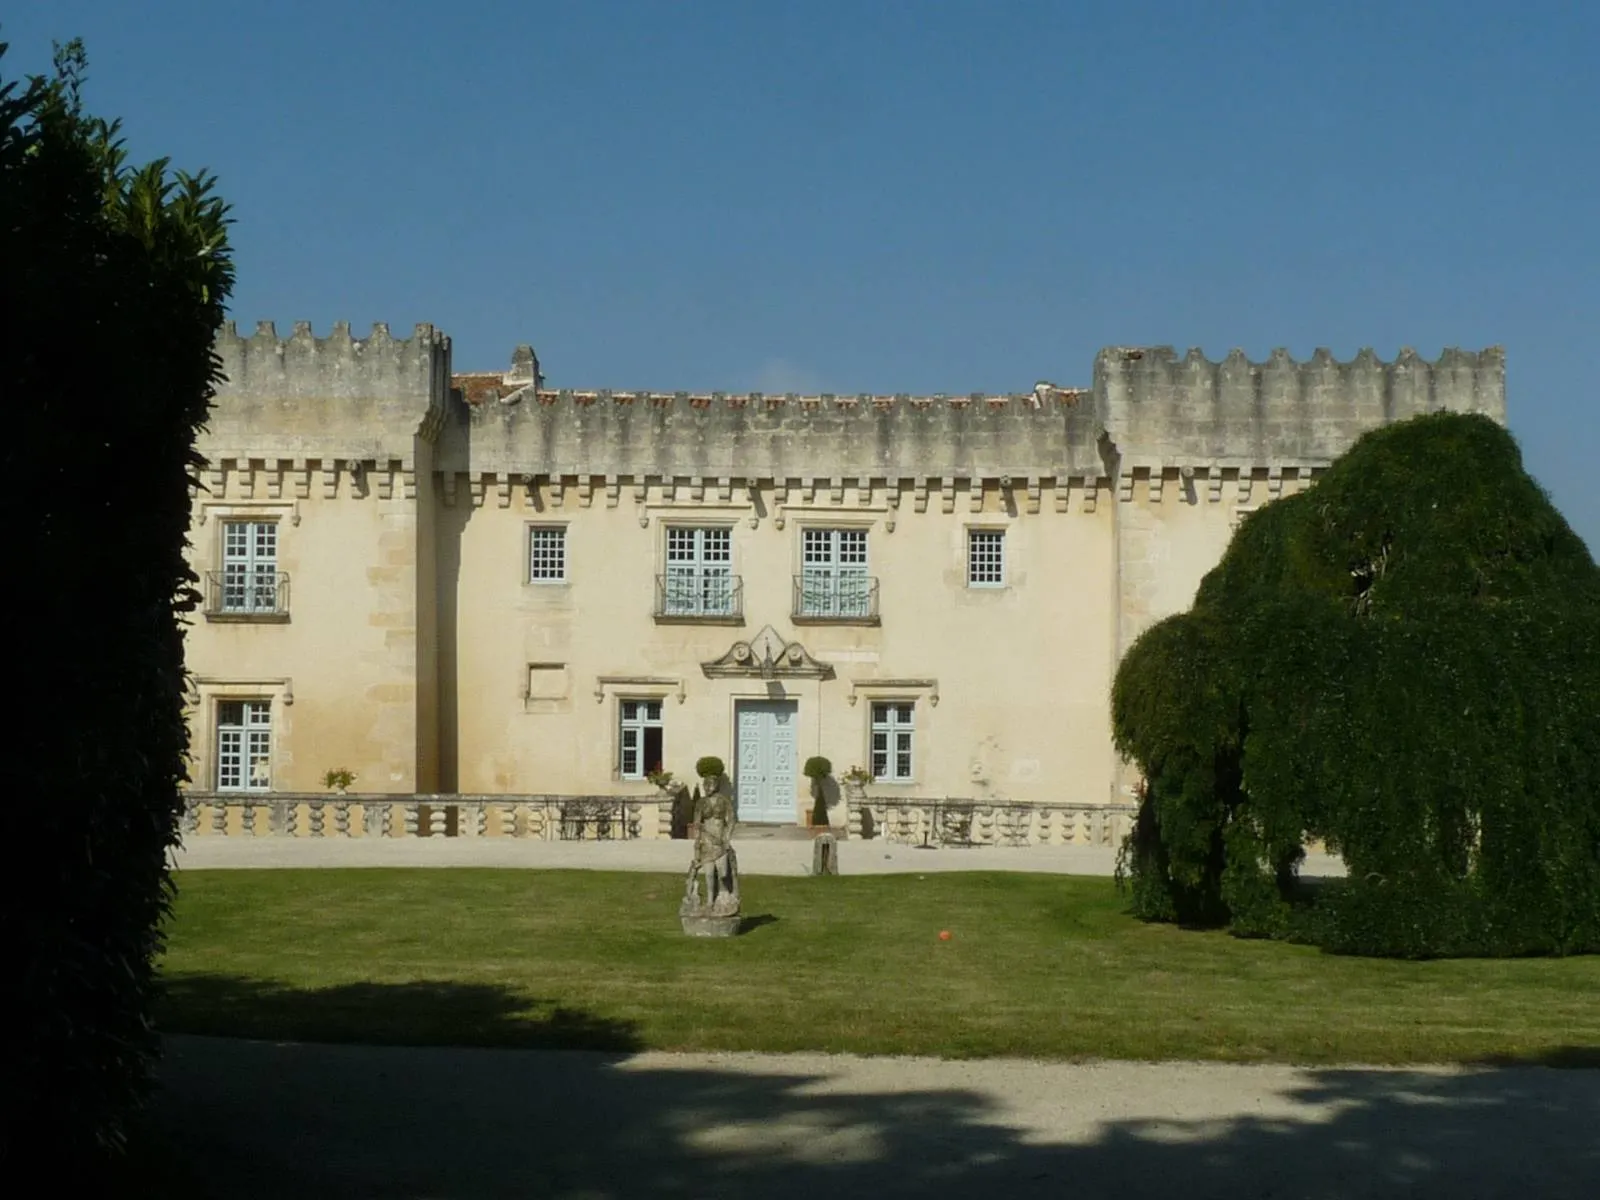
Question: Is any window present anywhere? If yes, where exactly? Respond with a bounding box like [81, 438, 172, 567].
[221, 520, 280, 613]
[216, 700, 272, 791]
[799, 528, 872, 617]
[967, 529, 1005, 587]
[871, 701, 915, 783]
[529, 526, 567, 582]
[619, 699, 664, 780]
[663, 526, 735, 616]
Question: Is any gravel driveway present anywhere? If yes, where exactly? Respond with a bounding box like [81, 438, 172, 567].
[153, 1035, 1598, 1199]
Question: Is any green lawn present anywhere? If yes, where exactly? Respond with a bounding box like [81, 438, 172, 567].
[159, 869, 1600, 1065]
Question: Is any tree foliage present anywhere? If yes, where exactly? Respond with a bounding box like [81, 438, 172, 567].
[1, 39, 232, 1169]
[1113, 412, 1600, 957]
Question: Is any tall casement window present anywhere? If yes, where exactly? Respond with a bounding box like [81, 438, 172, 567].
[966, 528, 1006, 587]
[216, 700, 272, 791]
[619, 699, 664, 780]
[529, 526, 567, 583]
[221, 520, 280, 613]
[871, 701, 915, 783]
[663, 526, 735, 616]
[799, 527, 871, 617]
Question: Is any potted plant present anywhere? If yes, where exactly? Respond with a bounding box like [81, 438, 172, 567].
[803, 755, 833, 830]
[322, 767, 356, 794]
[841, 764, 872, 838]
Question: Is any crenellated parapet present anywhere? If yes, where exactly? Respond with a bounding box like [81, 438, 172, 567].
[201, 321, 452, 474]
[1095, 345, 1505, 475]
[437, 380, 1105, 483]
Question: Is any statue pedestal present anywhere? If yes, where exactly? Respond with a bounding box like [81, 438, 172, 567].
[680, 912, 741, 937]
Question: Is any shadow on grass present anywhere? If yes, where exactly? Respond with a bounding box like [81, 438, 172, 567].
[159, 973, 641, 1052]
[142, 1023, 1600, 1199]
[739, 913, 779, 934]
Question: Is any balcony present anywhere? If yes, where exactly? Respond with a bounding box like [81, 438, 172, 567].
[654, 571, 743, 624]
[204, 570, 291, 622]
[792, 573, 880, 624]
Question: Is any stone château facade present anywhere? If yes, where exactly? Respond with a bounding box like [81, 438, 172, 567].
[181, 321, 1504, 843]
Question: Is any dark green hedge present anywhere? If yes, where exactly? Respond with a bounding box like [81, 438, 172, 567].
[1, 42, 232, 1170]
[1112, 411, 1600, 957]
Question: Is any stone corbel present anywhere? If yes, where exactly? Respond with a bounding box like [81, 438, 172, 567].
[1081, 477, 1098, 514]
[1026, 478, 1041, 515]
[745, 480, 760, 528]
[1149, 469, 1164, 504]
[1054, 477, 1071, 513]
[266, 461, 285, 500]
[969, 479, 984, 513]
[322, 461, 339, 499]
[1238, 471, 1255, 505]
[773, 479, 790, 506]
[468, 474, 486, 508]
[549, 476, 565, 508]
[401, 466, 416, 501]
[377, 461, 397, 502]
[1208, 466, 1223, 504]
[606, 477, 621, 508]
[690, 476, 705, 502]
[717, 477, 732, 503]
[913, 478, 929, 513]
[830, 478, 845, 504]
[208, 461, 228, 500]
[293, 461, 311, 500]
[497, 475, 513, 508]
[856, 477, 872, 506]
[241, 461, 258, 500]
[1267, 466, 1283, 499]
[1118, 471, 1135, 504]
[577, 476, 594, 507]
[441, 472, 458, 507]
[885, 480, 901, 532]
[940, 479, 955, 514]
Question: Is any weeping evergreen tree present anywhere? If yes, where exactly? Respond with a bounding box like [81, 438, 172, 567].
[1, 40, 233, 1170]
[1113, 412, 1600, 957]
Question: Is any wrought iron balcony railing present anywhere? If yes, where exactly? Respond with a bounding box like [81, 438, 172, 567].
[654, 571, 743, 621]
[792, 572, 880, 623]
[204, 570, 291, 620]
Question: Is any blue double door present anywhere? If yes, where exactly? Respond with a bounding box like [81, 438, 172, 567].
[734, 700, 799, 823]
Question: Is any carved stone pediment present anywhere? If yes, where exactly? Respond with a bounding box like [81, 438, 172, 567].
[701, 624, 835, 681]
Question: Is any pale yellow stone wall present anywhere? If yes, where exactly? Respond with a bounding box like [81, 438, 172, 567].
[184, 473, 424, 793]
[446, 479, 1119, 814]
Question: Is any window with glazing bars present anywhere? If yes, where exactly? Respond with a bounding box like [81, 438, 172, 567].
[664, 527, 733, 614]
[216, 700, 272, 791]
[871, 701, 914, 782]
[221, 521, 279, 612]
[800, 528, 870, 616]
[619, 699, 664, 779]
[967, 528, 1005, 587]
[529, 526, 567, 582]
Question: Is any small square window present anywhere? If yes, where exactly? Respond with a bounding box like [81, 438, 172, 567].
[529, 527, 567, 582]
[967, 529, 1005, 587]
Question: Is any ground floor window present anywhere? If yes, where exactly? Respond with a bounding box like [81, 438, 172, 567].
[620, 698, 664, 780]
[871, 701, 915, 782]
[217, 699, 272, 791]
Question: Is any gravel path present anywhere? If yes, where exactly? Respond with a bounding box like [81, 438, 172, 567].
[154, 1035, 1598, 1199]
[171, 835, 1347, 879]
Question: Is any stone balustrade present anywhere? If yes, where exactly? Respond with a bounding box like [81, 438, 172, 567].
[181, 793, 653, 840]
[181, 791, 1130, 846]
[849, 796, 1130, 848]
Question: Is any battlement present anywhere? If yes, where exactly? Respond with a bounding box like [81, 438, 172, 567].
[441, 376, 1105, 480]
[1095, 345, 1505, 471]
[203, 321, 452, 464]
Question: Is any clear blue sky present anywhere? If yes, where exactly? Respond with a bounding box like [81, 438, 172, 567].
[9, 1, 1596, 549]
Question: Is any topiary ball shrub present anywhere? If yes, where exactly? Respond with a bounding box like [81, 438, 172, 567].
[803, 756, 832, 780]
[694, 756, 725, 780]
[1112, 412, 1600, 958]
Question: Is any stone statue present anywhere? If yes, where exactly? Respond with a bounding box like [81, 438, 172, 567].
[680, 771, 741, 936]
